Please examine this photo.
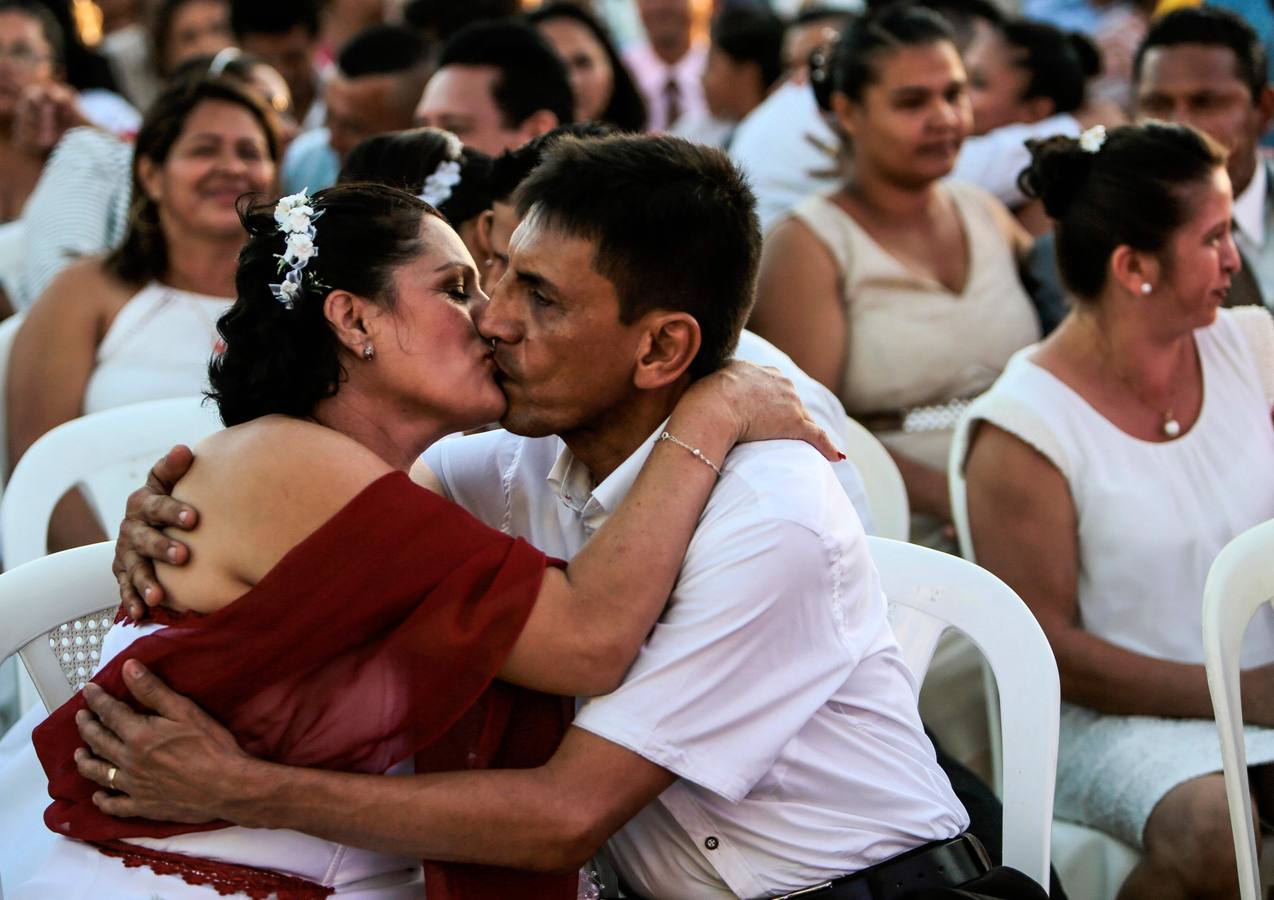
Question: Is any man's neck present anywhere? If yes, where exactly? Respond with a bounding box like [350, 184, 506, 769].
[1231, 151, 1260, 199]
[559, 385, 686, 484]
[652, 35, 691, 67]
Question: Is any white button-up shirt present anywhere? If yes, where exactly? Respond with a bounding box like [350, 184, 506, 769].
[424, 427, 967, 898]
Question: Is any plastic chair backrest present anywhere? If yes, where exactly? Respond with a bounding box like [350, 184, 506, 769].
[1202, 518, 1274, 900]
[0, 311, 27, 490]
[870, 535, 1058, 890]
[845, 417, 909, 542]
[1, 395, 222, 570]
[0, 221, 25, 306]
[0, 541, 117, 711]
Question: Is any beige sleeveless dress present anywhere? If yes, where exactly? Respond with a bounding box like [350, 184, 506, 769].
[786, 182, 1041, 472]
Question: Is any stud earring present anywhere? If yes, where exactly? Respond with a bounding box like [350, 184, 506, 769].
[362, 343, 375, 361]
[483, 258, 494, 268]
[1140, 282, 1153, 295]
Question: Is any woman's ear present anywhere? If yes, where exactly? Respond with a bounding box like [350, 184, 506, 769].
[830, 91, 859, 142]
[137, 156, 162, 205]
[632, 312, 702, 390]
[1109, 245, 1162, 298]
[323, 290, 381, 356]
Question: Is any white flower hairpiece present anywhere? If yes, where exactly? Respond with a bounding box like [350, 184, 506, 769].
[418, 159, 463, 209]
[269, 189, 325, 309]
[1079, 125, 1107, 154]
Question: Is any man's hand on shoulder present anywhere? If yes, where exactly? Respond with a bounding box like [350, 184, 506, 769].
[114, 446, 200, 619]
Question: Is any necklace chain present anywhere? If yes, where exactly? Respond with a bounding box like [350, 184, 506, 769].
[1095, 325, 1190, 439]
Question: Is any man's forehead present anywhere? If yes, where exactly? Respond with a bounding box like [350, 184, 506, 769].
[1138, 43, 1250, 95]
[420, 65, 500, 110]
[509, 209, 614, 293]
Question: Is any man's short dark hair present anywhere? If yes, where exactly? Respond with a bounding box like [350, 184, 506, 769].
[490, 121, 616, 203]
[515, 135, 760, 380]
[230, 0, 320, 39]
[403, 0, 520, 41]
[712, 7, 786, 91]
[436, 20, 574, 129]
[338, 24, 432, 79]
[1134, 7, 1267, 101]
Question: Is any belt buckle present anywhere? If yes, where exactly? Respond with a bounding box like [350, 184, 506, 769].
[771, 882, 835, 899]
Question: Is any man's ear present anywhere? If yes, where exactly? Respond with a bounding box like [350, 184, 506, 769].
[474, 209, 495, 260]
[323, 289, 383, 356]
[1021, 95, 1055, 124]
[632, 311, 701, 390]
[1256, 83, 1274, 135]
[1109, 244, 1161, 298]
[516, 109, 561, 146]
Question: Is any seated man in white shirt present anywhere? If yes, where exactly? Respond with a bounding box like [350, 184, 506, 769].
[87, 135, 1045, 899]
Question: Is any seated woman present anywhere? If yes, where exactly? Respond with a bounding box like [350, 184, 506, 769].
[0, 0, 64, 224]
[6, 74, 278, 552]
[17, 183, 834, 898]
[964, 18, 1100, 235]
[339, 127, 497, 290]
[961, 122, 1274, 898]
[527, 2, 647, 133]
[750, 5, 1041, 544]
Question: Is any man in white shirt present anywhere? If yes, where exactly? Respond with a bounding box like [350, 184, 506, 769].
[1133, 7, 1274, 311]
[88, 135, 1054, 899]
[624, 0, 707, 131]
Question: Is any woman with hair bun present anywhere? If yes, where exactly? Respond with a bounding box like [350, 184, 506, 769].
[340, 127, 499, 288]
[960, 121, 1274, 898]
[751, 4, 1040, 544]
[17, 181, 833, 899]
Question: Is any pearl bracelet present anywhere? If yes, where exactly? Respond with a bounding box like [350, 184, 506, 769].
[658, 431, 722, 476]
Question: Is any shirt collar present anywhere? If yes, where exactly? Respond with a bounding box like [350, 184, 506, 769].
[545, 422, 667, 530]
[1233, 155, 1267, 248]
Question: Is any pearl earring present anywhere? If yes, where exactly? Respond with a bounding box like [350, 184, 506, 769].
[1140, 283, 1153, 295]
[362, 343, 374, 361]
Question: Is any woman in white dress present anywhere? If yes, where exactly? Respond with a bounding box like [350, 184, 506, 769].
[6, 73, 278, 552]
[960, 121, 1274, 898]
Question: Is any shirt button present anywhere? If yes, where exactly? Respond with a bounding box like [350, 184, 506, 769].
[704, 836, 719, 851]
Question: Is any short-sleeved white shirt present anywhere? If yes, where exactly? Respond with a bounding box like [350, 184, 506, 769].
[423, 428, 967, 898]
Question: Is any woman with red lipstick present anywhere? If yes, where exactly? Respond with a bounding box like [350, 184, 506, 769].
[750, 5, 1039, 546]
[6, 75, 278, 552]
[960, 122, 1274, 899]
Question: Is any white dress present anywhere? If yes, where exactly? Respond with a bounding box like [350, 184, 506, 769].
[9, 618, 424, 899]
[956, 306, 1274, 847]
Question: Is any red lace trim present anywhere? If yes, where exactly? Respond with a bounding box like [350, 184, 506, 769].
[92, 839, 334, 898]
[114, 603, 205, 627]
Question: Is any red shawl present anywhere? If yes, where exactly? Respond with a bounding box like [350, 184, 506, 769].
[32, 471, 576, 899]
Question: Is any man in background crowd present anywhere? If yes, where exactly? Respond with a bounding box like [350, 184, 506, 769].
[231, 0, 324, 131]
[625, 0, 705, 131]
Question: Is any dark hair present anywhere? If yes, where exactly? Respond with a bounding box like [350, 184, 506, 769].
[209, 184, 442, 425]
[490, 121, 616, 203]
[527, 2, 647, 132]
[0, 0, 64, 67]
[793, 5, 854, 28]
[338, 23, 432, 79]
[1133, 7, 1267, 102]
[1002, 20, 1100, 116]
[230, 0, 319, 39]
[151, 0, 227, 78]
[711, 7, 786, 92]
[1018, 122, 1226, 300]
[515, 134, 759, 380]
[403, 0, 519, 41]
[817, 4, 955, 109]
[437, 20, 575, 129]
[340, 128, 494, 229]
[104, 77, 281, 286]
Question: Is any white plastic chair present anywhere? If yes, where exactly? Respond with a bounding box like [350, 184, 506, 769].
[870, 536, 1058, 890]
[1202, 518, 1274, 900]
[0, 541, 116, 712]
[845, 416, 909, 542]
[1, 394, 223, 570]
[948, 408, 1141, 897]
[0, 221, 25, 307]
[0, 310, 26, 489]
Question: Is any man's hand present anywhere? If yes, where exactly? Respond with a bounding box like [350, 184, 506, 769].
[114, 446, 199, 619]
[75, 660, 246, 824]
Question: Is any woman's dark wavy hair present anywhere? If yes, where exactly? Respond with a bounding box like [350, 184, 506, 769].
[103, 76, 280, 287]
[1018, 121, 1226, 301]
[339, 128, 494, 230]
[208, 183, 442, 426]
[527, 2, 648, 132]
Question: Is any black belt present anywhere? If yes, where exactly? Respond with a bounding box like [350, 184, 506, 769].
[768, 833, 991, 900]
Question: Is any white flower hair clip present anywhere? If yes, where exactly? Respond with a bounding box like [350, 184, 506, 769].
[270, 189, 326, 309]
[418, 159, 463, 209]
[1079, 125, 1107, 154]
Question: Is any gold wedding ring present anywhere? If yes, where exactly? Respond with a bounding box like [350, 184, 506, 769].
[107, 766, 118, 789]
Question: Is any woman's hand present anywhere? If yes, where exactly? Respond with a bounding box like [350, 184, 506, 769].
[678, 360, 843, 461]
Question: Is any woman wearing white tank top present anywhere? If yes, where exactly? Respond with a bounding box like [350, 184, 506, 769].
[6, 74, 277, 552]
[962, 122, 1274, 899]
